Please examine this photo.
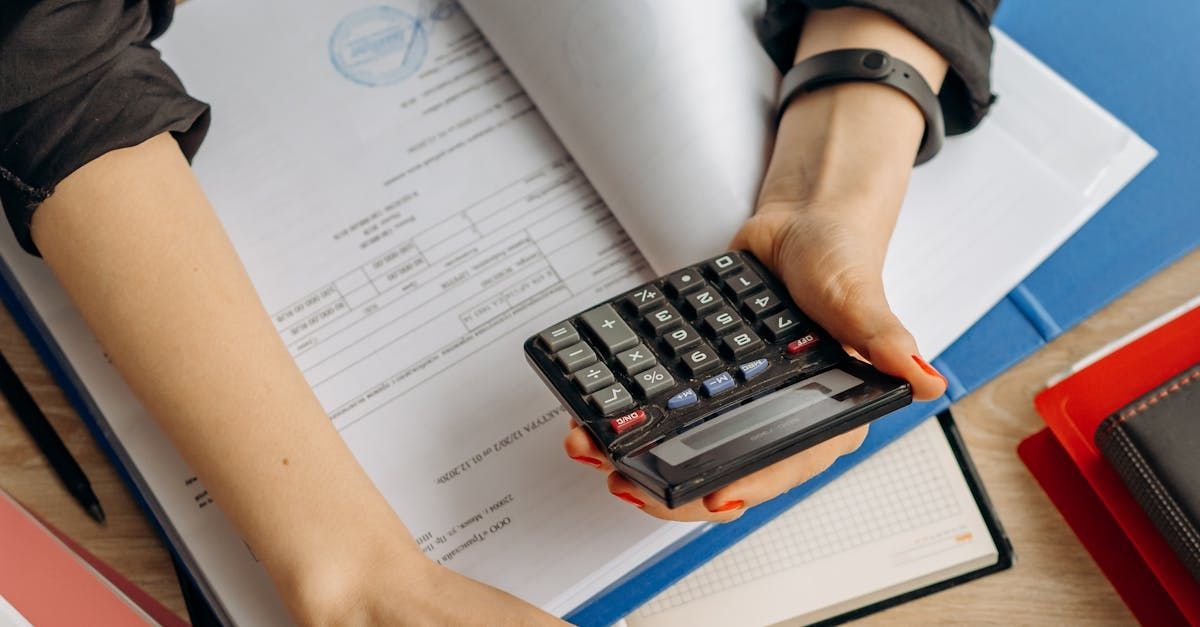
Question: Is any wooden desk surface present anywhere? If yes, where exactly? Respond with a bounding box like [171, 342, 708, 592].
[1, 248, 1197, 625]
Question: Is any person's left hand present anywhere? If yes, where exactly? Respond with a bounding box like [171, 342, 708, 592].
[560, 192, 946, 523]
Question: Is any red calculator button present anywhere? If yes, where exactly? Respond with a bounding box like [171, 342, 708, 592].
[786, 334, 819, 355]
[610, 408, 648, 434]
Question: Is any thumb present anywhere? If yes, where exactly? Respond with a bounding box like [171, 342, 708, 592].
[732, 213, 946, 401]
[792, 270, 946, 402]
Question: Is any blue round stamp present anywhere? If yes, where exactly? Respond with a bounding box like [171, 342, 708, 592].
[329, 6, 428, 87]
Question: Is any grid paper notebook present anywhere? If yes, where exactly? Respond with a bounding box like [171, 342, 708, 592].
[629, 418, 999, 626]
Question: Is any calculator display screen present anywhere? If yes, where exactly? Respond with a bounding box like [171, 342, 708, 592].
[649, 369, 864, 468]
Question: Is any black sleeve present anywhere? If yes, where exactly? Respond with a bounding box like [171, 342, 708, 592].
[0, 0, 210, 255]
[761, 0, 999, 136]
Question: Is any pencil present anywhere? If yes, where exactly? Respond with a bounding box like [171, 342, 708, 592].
[0, 349, 105, 524]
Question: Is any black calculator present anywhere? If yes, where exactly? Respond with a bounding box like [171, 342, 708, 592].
[524, 251, 912, 507]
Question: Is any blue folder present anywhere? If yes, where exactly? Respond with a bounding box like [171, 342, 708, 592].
[568, 2, 1200, 624]
[0, 2, 1195, 625]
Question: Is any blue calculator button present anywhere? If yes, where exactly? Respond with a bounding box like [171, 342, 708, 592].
[702, 371, 736, 397]
[666, 388, 698, 410]
[738, 358, 770, 381]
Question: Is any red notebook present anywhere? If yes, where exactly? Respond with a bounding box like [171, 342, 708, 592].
[1026, 297, 1200, 624]
[0, 489, 185, 627]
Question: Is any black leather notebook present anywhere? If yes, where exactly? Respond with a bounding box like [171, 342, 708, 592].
[1095, 363, 1200, 584]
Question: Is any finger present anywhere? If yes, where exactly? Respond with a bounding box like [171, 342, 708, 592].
[607, 472, 744, 523]
[562, 425, 612, 472]
[701, 426, 868, 511]
[827, 288, 946, 401]
[775, 252, 946, 401]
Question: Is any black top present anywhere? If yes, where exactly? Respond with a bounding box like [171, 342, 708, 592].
[0, 0, 997, 256]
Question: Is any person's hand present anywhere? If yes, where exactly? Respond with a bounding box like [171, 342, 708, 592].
[287, 544, 563, 626]
[563, 7, 951, 523]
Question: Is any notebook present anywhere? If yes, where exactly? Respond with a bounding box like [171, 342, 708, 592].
[627, 412, 1011, 626]
[1026, 296, 1200, 623]
[0, 1, 1154, 624]
[0, 488, 177, 626]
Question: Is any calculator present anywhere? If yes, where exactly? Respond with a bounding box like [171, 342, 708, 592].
[524, 251, 912, 507]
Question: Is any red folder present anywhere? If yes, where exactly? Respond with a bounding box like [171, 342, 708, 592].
[1025, 300, 1200, 624]
[0, 489, 185, 626]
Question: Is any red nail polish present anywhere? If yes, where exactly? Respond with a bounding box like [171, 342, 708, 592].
[708, 499, 744, 513]
[615, 492, 645, 508]
[570, 455, 602, 467]
[911, 354, 947, 384]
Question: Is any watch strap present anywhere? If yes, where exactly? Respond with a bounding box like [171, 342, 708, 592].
[777, 48, 945, 165]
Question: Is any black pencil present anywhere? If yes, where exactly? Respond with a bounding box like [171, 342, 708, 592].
[0, 349, 105, 524]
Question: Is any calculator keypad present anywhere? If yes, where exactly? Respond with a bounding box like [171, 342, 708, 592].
[530, 251, 837, 457]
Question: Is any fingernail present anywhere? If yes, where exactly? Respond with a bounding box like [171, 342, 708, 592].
[570, 455, 602, 468]
[615, 492, 645, 508]
[708, 500, 744, 513]
[911, 354, 947, 384]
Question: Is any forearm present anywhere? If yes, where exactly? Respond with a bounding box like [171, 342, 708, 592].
[759, 6, 948, 229]
[32, 134, 423, 618]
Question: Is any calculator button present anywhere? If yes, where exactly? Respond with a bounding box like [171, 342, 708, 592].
[701, 371, 737, 397]
[786, 333, 820, 355]
[706, 254, 743, 277]
[573, 363, 615, 393]
[538, 322, 579, 352]
[631, 365, 675, 397]
[615, 343, 657, 375]
[720, 329, 763, 360]
[580, 304, 638, 354]
[643, 304, 684, 334]
[666, 388, 698, 410]
[589, 383, 634, 415]
[610, 408, 648, 434]
[738, 358, 770, 381]
[680, 344, 721, 377]
[722, 270, 763, 302]
[682, 286, 721, 318]
[555, 342, 597, 373]
[760, 309, 803, 342]
[701, 306, 743, 337]
[623, 285, 666, 313]
[665, 268, 704, 297]
[742, 290, 784, 321]
[662, 323, 702, 356]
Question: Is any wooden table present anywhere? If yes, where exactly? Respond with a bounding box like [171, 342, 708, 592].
[2, 248, 1197, 625]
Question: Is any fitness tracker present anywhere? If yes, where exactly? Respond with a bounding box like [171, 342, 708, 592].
[777, 48, 945, 165]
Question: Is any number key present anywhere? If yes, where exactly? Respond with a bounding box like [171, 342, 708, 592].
[722, 270, 762, 302]
[679, 343, 721, 377]
[720, 328, 763, 360]
[760, 309, 804, 342]
[662, 323, 702, 356]
[742, 289, 784, 321]
[643, 304, 684, 334]
[706, 253, 742, 277]
[701, 306, 743, 337]
[682, 285, 721, 317]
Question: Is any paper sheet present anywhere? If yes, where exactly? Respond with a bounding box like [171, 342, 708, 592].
[459, 1, 1155, 358]
[0, 4, 698, 623]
